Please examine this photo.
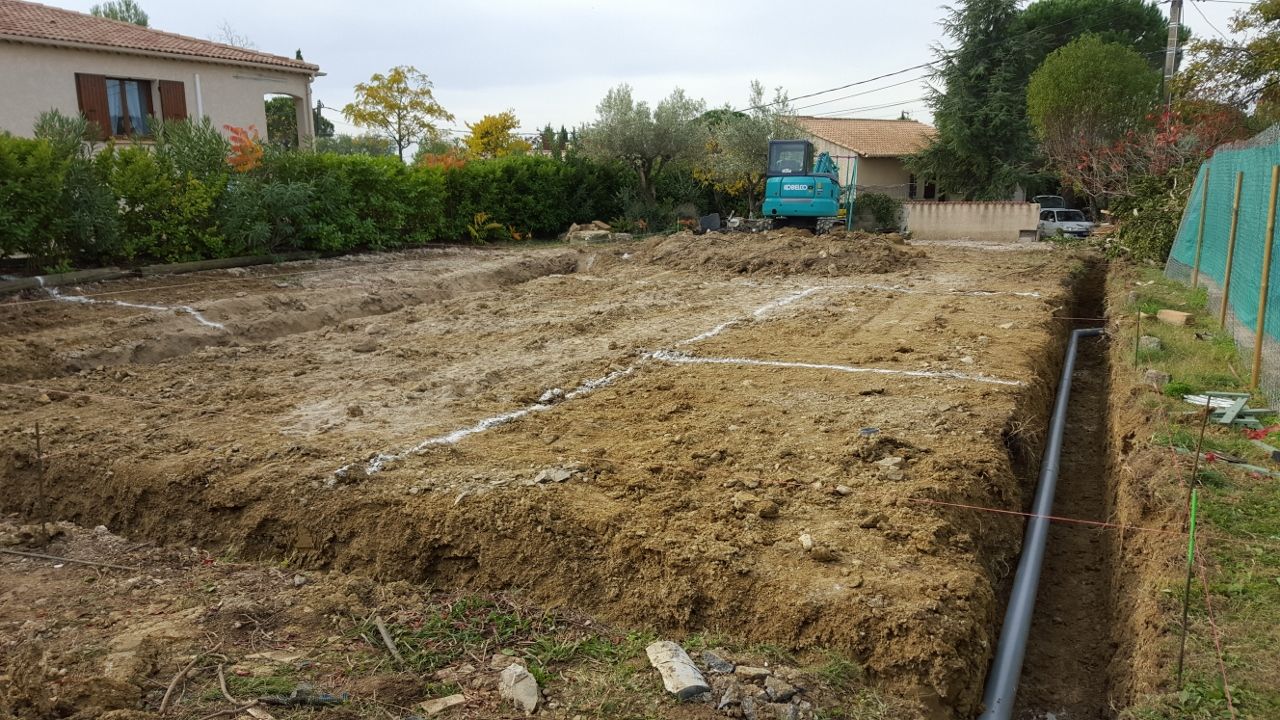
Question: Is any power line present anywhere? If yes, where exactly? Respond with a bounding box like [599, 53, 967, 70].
[1189, 0, 1233, 42]
[788, 75, 931, 113]
[733, 63, 935, 113]
[737, 3, 1182, 115]
[810, 97, 928, 118]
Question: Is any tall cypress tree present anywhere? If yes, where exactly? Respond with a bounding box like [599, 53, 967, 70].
[908, 0, 1035, 199]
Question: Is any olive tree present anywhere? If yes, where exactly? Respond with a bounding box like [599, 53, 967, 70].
[580, 85, 707, 203]
[700, 81, 796, 214]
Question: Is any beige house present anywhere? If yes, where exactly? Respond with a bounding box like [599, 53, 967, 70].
[0, 0, 319, 146]
[786, 116, 936, 200]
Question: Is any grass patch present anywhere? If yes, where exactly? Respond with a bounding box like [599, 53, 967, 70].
[220, 673, 297, 698]
[810, 650, 864, 692]
[354, 595, 547, 674]
[1119, 266, 1280, 718]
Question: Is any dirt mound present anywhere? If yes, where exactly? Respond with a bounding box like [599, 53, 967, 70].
[638, 228, 921, 276]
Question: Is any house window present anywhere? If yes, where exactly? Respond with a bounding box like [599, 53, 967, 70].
[105, 78, 152, 136]
[76, 73, 168, 139]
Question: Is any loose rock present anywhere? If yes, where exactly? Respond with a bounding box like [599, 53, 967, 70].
[498, 664, 540, 715]
[1139, 335, 1163, 351]
[646, 640, 710, 701]
[764, 675, 798, 702]
[703, 650, 735, 674]
[419, 693, 467, 716]
[734, 665, 771, 682]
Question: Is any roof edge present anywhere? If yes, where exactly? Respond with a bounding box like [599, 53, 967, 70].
[805, 127, 864, 156]
[0, 31, 319, 75]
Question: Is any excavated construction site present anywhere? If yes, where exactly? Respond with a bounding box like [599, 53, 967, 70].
[0, 230, 1130, 719]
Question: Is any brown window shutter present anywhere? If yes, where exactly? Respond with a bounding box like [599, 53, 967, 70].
[158, 80, 187, 121]
[74, 73, 109, 139]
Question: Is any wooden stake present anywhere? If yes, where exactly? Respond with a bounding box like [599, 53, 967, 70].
[1135, 310, 1142, 368]
[1220, 171, 1244, 329]
[373, 615, 405, 667]
[34, 422, 48, 546]
[1191, 167, 1211, 288]
[1251, 165, 1279, 389]
[1176, 488, 1200, 687]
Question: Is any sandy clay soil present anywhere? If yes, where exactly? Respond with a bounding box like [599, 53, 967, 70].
[0, 231, 1094, 718]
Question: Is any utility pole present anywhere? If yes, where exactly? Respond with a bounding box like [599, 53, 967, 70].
[1163, 0, 1183, 111]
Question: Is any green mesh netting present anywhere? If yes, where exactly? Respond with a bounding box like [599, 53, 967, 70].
[1166, 125, 1280, 401]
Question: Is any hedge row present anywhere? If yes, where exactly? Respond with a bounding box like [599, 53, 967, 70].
[0, 129, 628, 270]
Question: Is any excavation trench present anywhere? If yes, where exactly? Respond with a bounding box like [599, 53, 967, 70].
[1003, 262, 1120, 720]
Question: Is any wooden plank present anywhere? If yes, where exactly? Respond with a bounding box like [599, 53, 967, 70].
[137, 252, 319, 276]
[0, 268, 130, 295]
[1157, 309, 1193, 326]
[1217, 396, 1250, 425]
[1250, 440, 1280, 462]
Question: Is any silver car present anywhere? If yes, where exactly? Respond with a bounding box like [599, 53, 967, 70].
[1038, 208, 1093, 239]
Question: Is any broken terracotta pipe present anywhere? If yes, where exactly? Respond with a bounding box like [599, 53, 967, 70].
[977, 327, 1105, 720]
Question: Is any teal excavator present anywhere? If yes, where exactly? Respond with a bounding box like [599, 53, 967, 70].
[761, 140, 846, 233]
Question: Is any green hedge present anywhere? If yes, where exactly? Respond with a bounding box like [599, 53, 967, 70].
[0, 129, 627, 270]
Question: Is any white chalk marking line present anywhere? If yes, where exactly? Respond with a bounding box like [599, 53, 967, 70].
[835, 282, 1042, 298]
[677, 287, 826, 346]
[651, 350, 1024, 387]
[36, 277, 226, 330]
[336, 285, 830, 477]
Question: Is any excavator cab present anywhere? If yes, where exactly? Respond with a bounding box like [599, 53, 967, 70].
[761, 140, 841, 230]
[768, 140, 814, 176]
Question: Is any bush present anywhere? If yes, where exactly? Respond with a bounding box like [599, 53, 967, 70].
[109, 146, 223, 261]
[855, 192, 903, 230]
[2, 116, 637, 269]
[0, 133, 68, 263]
[1111, 171, 1194, 262]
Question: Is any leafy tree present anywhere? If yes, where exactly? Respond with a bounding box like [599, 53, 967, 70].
[1182, 0, 1280, 123]
[1027, 35, 1161, 202]
[264, 97, 298, 149]
[411, 135, 461, 164]
[315, 134, 396, 156]
[464, 110, 532, 159]
[580, 84, 707, 203]
[535, 124, 570, 160]
[265, 98, 334, 149]
[1019, 0, 1177, 70]
[90, 0, 147, 26]
[907, 0, 1036, 199]
[698, 81, 795, 214]
[342, 66, 454, 162]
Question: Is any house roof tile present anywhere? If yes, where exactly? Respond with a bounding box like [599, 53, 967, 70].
[0, 0, 317, 73]
[787, 116, 934, 158]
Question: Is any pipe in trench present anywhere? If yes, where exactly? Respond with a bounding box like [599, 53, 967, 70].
[977, 327, 1105, 720]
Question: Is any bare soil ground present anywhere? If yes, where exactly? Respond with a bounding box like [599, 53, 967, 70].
[0, 233, 1091, 719]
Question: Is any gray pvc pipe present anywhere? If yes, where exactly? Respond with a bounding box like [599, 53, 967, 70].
[977, 327, 1105, 720]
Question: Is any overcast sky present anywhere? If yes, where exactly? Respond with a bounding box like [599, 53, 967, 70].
[53, 0, 1241, 138]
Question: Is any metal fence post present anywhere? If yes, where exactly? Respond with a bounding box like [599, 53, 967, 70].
[1251, 165, 1279, 389]
[1220, 171, 1244, 329]
[1192, 167, 1211, 288]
